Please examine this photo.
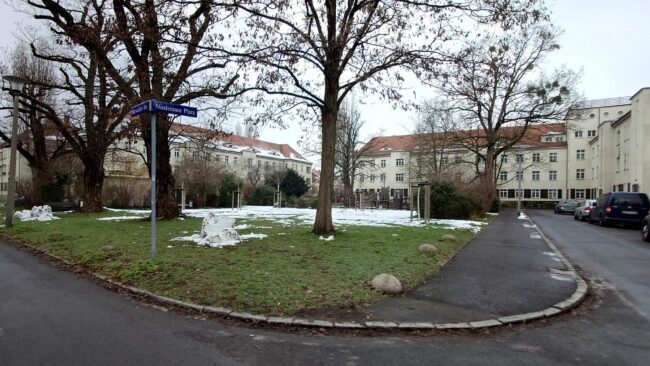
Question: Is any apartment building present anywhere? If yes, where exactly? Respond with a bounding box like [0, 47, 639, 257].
[355, 87, 650, 205]
[1, 122, 312, 200]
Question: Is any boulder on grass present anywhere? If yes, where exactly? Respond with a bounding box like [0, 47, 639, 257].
[418, 244, 438, 255]
[200, 212, 240, 246]
[371, 274, 403, 294]
[439, 234, 458, 243]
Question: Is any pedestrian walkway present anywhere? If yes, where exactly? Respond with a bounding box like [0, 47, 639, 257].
[365, 209, 577, 323]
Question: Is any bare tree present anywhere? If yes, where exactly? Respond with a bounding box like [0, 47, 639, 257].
[437, 25, 581, 209]
[173, 143, 224, 208]
[411, 99, 463, 182]
[265, 165, 288, 207]
[227, 0, 547, 234]
[28, 0, 239, 218]
[335, 98, 376, 207]
[0, 43, 70, 204]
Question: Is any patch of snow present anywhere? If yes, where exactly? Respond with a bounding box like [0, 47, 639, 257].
[14, 205, 58, 222]
[486, 212, 499, 216]
[98, 216, 145, 221]
[240, 233, 268, 240]
[319, 235, 335, 241]
[109, 205, 487, 232]
[517, 213, 529, 220]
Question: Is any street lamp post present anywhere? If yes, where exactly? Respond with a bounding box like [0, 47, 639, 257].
[3, 75, 27, 228]
[516, 153, 523, 216]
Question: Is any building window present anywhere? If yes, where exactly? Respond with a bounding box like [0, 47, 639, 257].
[532, 153, 540, 163]
[515, 171, 523, 181]
[306, 178, 310, 185]
[556, 136, 564, 142]
[575, 189, 585, 199]
[531, 189, 540, 199]
[589, 113, 595, 118]
[395, 173, 404, 182]
[370, 174, 376, 183]
[501, 155, 508, 163]
[441, 157, 448, 165]
[576, 169, 585, 180]
[247, 158, 253, 167]
[576, 149, 585, 160]
[532, 171, 540, 181]
[306, 166, 311, 173]
[588, 130, 596, 137]
[548, 189, 558, 199]
[192, 151, 199, 159]
[224, 156, 229, 164]
[370, 160, 375, 167]
[516, 154, 524, 163]
[544, 136, 553, 142]
[549, 152, 558, 162]
[515, 189, 523, 198]
[396, 158, 404, 167]
[380, 174, 386, 183]
[359, 174, 364, 182]
[604, 112, 609, 117]
[380, 160, 386, 167]
[575, 130, 583, 138]
[549, 170, 557, 181]
[499, 189, 508, 198]
[174, 149, 180, 158]
[499, 171, 508, 181]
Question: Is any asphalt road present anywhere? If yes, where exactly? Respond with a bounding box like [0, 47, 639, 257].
[1, 210, 649, 365]
[529, 209, 650, 321]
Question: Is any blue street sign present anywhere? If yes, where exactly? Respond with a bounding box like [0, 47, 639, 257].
[129, 99, 198, 118]
[130, 101, 149, 117]
[151, 100, 197, 117]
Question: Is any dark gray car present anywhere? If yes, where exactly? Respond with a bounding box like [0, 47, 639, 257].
[554, 199, 579, 214]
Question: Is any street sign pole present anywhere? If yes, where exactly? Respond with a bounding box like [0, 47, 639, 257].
[129, 99, 197, 261]
[150, 101, 157, 260]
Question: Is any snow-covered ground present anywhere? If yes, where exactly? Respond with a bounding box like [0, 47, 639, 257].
[105, 206, 486, 232]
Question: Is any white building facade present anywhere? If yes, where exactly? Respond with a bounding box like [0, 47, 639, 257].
[356, 87, 650, 205]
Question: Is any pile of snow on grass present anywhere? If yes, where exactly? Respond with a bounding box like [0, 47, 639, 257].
[14, 205, 58, 222]
[108, 205, 487, 231]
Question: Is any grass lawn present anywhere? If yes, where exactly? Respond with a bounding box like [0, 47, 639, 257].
[0, 210, 483, 316]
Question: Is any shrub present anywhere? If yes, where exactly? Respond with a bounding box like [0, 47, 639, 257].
[217, 173, 244, 208]
[248, 186, 275, 206]
[489, 197, 501, 213]
[421, 181, 483, 220]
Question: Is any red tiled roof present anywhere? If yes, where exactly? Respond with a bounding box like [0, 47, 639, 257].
[169, 123, 307, 161]
[362, 123, 567, 154]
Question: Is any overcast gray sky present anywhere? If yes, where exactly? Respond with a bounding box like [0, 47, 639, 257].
[1, 0, 649, 163]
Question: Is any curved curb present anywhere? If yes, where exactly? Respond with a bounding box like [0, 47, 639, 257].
[1, 215, 588, 331]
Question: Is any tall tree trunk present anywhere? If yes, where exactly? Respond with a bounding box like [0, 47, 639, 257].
[313, 100, 338, 235]
[481, 146, 497, 211]
[142, 115, 179, 219]
[81, 155, 105, 212]
[30, 164, 52, 205]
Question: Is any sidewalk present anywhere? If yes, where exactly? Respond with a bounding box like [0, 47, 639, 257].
[365, 208, 577, 323]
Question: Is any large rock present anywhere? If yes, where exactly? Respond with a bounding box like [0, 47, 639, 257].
[439, 234, 458, 243]
[200, 212, 240, 246]
[418, 244, 438, 255]
[371, 274, 403, 294]
[14, 205, 57, 222]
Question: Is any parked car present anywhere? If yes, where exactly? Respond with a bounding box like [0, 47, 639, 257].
[574, 199, 597, 221]
[642, 211, 650, 242]
[590, 192, 650, 227]
[554, 199, 579, 214]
